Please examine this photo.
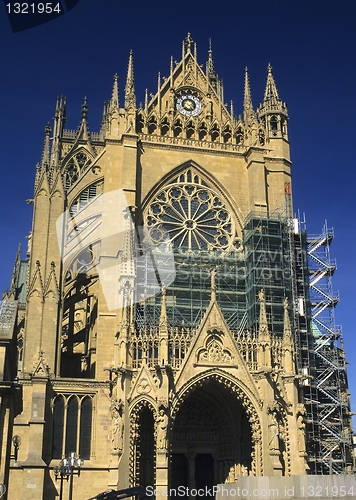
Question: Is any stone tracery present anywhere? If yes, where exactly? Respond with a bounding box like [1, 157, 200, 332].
[146, 168, 238, 251]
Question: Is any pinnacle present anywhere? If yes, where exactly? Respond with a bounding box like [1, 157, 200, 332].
[243, 67, 256, 125]
[264, 63, 279, 102]
[185, 32, 193, 53]
[111, 73, 119, 105]
[125, 51, 136, 110]
[81, 97, 88, 121]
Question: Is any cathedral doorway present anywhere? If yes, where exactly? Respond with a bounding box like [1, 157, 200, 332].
[170, 379, 252, 496]
[136, 406, 155, 489]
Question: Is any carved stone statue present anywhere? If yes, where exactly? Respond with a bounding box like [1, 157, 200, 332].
[111, 399, 124, 452]
[157, 408, 168, 449]
[268, 411, 279, 451]
[297, 411, 306, 454]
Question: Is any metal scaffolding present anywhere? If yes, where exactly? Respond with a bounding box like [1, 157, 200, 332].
[307, 222, 353, 473]
[132, 214, 354, 473]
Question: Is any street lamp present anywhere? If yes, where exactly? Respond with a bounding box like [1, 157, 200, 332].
[54, 452, 84, 500]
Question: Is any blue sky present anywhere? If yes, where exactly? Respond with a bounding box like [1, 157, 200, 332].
[1, 0, 356, 411]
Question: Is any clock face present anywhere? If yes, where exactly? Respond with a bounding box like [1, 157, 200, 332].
[176, 94, 202, 117]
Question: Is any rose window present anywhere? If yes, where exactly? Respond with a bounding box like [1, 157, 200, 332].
[146, 183, 236, 251]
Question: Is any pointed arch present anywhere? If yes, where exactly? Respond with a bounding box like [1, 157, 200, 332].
[148, 114, 158, 134]
[171, 370, 263, 476]
[62, 147, 95, 191]
[129, 399, 157, 487]
[141, 160, 244, 240]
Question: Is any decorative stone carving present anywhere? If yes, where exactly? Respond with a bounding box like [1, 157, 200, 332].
[268, 410, 279, 452]
[198, 338, 232, 364]
[111, 398, 124, 453]
[156, 408, 169, 449]
[296, 404, 306, 455]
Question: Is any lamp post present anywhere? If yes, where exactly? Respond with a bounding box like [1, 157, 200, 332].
[53, 452, 84, 500]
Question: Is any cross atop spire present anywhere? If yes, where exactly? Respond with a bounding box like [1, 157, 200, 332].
[125, 50, 136, 110]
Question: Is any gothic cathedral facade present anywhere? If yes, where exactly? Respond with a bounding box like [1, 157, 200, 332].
[0, 35, 353, 500]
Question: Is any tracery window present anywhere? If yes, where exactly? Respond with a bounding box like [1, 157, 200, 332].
[64, 151, 92, 190]
[146, 169, 238, 251]
[52, 395, 93, 460]
[61, 292, 98, 378]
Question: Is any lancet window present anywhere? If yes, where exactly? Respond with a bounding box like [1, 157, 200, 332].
[60, 289, 98, 378]
[52, 394, 93, 460]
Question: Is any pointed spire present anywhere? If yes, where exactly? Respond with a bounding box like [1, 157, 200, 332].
[41, 123, 51, 167]
[159, 288, 169, 363]
[264, 63, 279, 104]
[282, 297, 294, 372]
[159, 288, 168, 326]
[283, 297, 292, 338]
[111, 73, 119, 107]
[243, 67, 256, 126]
[125, 50, 136, 110]
[51, 96, 66, 167]
[258, 289, 269, 339]
[258, 289, 271, 368]
[210, 269, 217, 302]
[206, 38, 218, 93]
[144, 88, 148, 112]
[257, 63, 288, 138]
[77, 96, 90, 141]
[8, 244, 21, 298]
[81, 97, 88, 122]
[230, 100, 234, 119]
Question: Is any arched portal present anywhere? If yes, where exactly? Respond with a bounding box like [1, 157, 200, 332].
[170, 379, 253, 498]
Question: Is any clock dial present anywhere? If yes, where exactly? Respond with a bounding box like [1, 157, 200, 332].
[176, 94, 202, 117]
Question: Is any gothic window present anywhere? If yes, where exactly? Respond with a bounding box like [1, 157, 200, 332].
[52, 395, 93, 460]
[137, 115, 145, 134]
[223, 126, 231, 143]
[198, 123, 207, 140]
[173, 119, 182, 138]
[64, 152, 92, 190]
[146, 169, 237, 251]
[186, 121, 195, 139]
[211, 124, 220, 142]
[16, 330, 23, 372]
[258, 130, 265, 146]
[236, 127, 244, 145]
[161, 118, 170, 136]
[61, 293, 97, 378]
[52, 396, 64, 459]
[270, 116, 278, 135]
[69, 182, 102, 217]
[148, 117, 157, 134]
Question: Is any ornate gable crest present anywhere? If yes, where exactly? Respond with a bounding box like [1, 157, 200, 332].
[31, 350, 50, 378]
[128, 363, 158, 403]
